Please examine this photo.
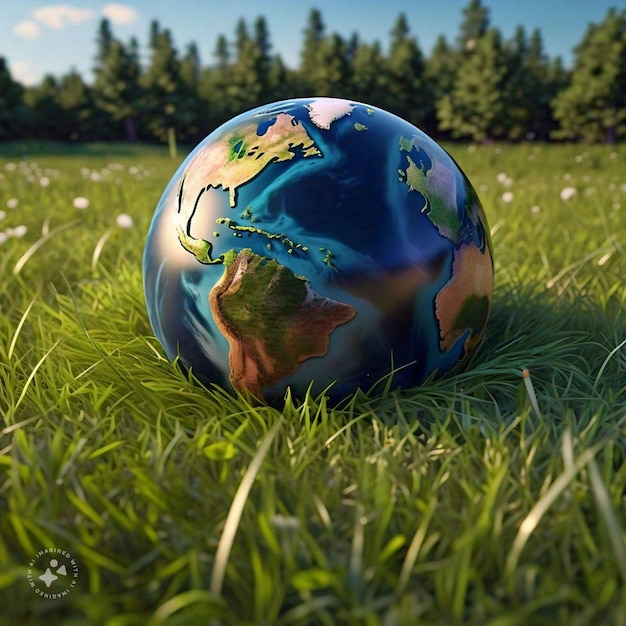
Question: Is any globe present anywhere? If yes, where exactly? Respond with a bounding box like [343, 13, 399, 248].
[143, 97, 494, 404]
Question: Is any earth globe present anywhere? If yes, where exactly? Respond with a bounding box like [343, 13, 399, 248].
[143, 97, 494, 404]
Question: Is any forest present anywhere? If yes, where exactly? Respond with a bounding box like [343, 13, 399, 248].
[0, 1, 625, 145]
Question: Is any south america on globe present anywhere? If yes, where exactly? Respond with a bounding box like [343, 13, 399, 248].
[143, 97, 494, 404]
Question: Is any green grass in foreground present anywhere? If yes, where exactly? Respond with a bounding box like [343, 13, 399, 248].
[0, 140, 624, 625]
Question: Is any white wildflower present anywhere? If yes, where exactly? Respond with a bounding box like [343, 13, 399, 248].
[73, 197, 89, 209]
[560, 187, 577, 201]
[0, 232, 7, 245]
[496, 172, 513, 187]
[6, 198, 18, 209]
[502, 191, 514, 203]
[530, 205, 541, 214]
[39, 176, 50, 187]
[5, 163, 16, 171]
[0, 211, 6, 220]
[7, 225, 27, 238]
[90, 171, 101, 182]
[116, 213, 133, 229]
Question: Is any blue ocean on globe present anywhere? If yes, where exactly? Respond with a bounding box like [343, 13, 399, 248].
[143, 97, 494, 403]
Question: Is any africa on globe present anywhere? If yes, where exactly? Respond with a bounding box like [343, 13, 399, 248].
[143, 97, 494, 403]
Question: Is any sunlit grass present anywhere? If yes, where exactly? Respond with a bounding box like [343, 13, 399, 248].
[0, 140, 624, 625]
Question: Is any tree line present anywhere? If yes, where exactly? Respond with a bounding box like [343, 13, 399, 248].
[1, 1, 625, 145]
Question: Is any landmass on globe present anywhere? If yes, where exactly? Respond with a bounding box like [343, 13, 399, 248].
[209, 249, 355, 399]
[175, 111, 323, 265]
[435, 242, 493, 352]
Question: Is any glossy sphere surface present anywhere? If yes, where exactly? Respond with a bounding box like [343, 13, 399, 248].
[143, 98, 494, 403]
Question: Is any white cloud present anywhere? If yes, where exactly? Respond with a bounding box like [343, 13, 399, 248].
[31, 5, 95, 29]
[13, 20, 42, 39]
[102, 3, 138, 25]
[9, 60, 41, 86]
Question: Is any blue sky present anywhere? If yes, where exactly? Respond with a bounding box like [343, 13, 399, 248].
[1, 0, 624, 85]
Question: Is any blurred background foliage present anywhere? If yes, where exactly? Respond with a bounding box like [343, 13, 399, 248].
[0, 1, 625, 145]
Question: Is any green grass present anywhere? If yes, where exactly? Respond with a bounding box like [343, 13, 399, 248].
[0, 140, 624, 625]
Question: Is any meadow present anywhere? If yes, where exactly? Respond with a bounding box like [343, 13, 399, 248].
[0, 139, 624, 625]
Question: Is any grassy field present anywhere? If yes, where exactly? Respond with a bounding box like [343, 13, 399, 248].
[0, 139, 624, 625]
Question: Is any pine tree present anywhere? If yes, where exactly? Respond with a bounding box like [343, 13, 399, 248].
[93, 22, 141, 141]
[438, 27, 508, 141]
[57, 69, 97, 140]
[426, 35, 457, 104]
[23, 75, 65, 140]
[141, 23, 197, 145]
[313, 33, 351, 96]
[198, 34, 232, 129]
[0, 57, 26, 139]
[94, 18, 114, 67]
[253, 17, 272, 73]
[228, 18, 274, 112]
[349, 40, 386, 107]
[501, 25, 532, 140]
[524, 28, 558, 140]
[457, 0, 489, 50]
[179, 43, 203, 139]
[268, 54, 295, 102]
[552, 8, 626, 143]
[384, 14, 433, 125]
[299, 8, 326, 93]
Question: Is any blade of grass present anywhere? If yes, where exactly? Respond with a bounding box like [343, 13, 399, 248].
[505, 432, 599, 582]
[12, 219, 80, 275]
[210, 417, 283, 597]
[587, 456, 626, 581]
[7, 296, 37, 360]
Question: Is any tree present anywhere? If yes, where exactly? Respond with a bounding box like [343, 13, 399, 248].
[299, 8, 326, 93]
[57, 69, 98, 140]
[253, 16, 272, 75]
[268, 54, 296, 103]
[457, 0, 489, 50]
[501, 25, 534, 140]
[141, 22, 198, 145]
[437, 28, 508, 141]
[426, 35, 457, 103]
[93, 20, 142, 141]
[23, 75, 65, 139]
[552, 8, 626, 143]
[312, 32, 351, 96]
[228, 16, 275, 111]
[521, 28, 559, 140]
[348, 40, 386, 107]
[383, 14, 433, 126]
[0, 58, 26, 139]
[181, 42, 201, 90]
[199, 34, 232, 130]
[94, 18, 114, 66]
